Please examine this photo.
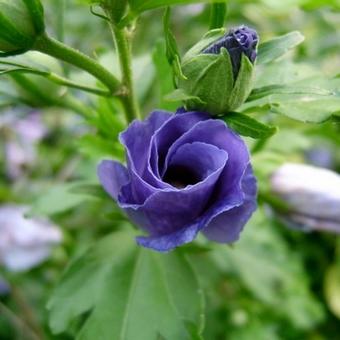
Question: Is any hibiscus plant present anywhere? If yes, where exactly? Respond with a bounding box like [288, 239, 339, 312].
[0, 0, 340, 339]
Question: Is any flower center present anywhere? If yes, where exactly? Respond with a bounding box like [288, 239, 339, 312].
[163, 165, 200, 189]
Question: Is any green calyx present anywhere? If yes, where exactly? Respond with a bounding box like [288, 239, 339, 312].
[175, 28, 255, 116]
[0, 0, 45, 56]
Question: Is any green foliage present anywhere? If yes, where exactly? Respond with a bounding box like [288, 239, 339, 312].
[0, 1, 340, 339]
[221, 111, 277, 139]
[257, 31, 305, 65]
[48, 230, 205, 339]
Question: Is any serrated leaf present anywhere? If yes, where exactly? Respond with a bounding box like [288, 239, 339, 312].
[221, 112, 277, 139]
[257, 31, 305, 65]
[48, 231, 204, 340]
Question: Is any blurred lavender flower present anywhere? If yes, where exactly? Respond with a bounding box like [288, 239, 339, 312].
[0, 205, 62, 272]
[271, 163, 340, 233]
[0, 112, 47, 179]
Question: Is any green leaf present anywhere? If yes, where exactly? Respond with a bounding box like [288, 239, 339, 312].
[242, 84, 340, 123]
[29, 182, 95, 217]
[247, 84, 334, 102]
[180, 50, 234, 114]
[221, 112, 277, 139]
[209, 2, 226, 30]
[324, 265, 340, 319]
[163, 7, 185, 80]
[48, 231, 204, 339]
[182, 28, 225, 63]
[165, 88, 205, 105]
[228, 54, 254, 110]
[152, 39, 179, 110]
[129, 0, 225, 14]
[210, 210, 325, 330]
[257, 31, 305, 65]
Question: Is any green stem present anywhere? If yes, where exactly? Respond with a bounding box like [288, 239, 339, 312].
[33, 34, 121, 94]
[109, 21, 140, 122]
[47, 73, 111, 97]
[0, 301, 40, 340]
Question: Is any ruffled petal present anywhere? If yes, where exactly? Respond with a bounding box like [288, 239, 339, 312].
[202, 164, 257, 243]
[150, 111, 209, 177]
[119, 110, 172, 176]
[136, 222, 200, 252]
[165, 118, 250, 198]
[136, 165, 256, 252]
[122, 147, 228, 236]
[97, 160, 129, 200]
[164, 142, 228, 186]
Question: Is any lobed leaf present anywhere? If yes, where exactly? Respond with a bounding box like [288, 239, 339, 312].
[48, 230, 205, 340]
[257, 31, 305, 65]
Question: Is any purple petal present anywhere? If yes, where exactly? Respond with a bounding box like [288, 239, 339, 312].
[165, 142, 228, 185]
[202, 164, 257, 243]
[150, 111, 209, 178]
[119, 110, 172, 176]
[97, 160, 129, 200]
[164, 119, 250, 194]
[122, 146, 228, 236]
[136, 222, 200, 252]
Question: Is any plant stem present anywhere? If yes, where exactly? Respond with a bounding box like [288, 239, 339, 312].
[0, 301, 40, 340]
[109, 21, 140, 122]
[33, 34, 121, 94]
[11, 286, 46, 340]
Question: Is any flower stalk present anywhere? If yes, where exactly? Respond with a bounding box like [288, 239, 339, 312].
[107, 14, 141, 122]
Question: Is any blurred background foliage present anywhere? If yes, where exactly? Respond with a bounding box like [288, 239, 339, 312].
[0, 0, 340, 339]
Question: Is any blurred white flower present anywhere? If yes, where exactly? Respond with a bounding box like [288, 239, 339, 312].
[0, 205, 62, 272]
[271, 163, 340, 232]
[0, 111, 47, 179]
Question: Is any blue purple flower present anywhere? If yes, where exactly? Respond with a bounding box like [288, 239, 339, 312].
[98, 110, 257, 252]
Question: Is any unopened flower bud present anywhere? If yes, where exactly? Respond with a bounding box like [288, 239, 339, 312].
[0, 0, 45, 56]
[178, 25, 258, 115]
[271, 163, 340, 233]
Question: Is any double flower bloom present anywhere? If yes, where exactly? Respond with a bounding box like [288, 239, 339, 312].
[98, 27, 259, 251]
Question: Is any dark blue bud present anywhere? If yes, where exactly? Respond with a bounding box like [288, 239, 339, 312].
[203, 25, 258, 78]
